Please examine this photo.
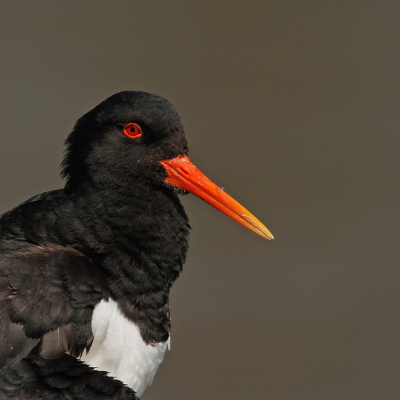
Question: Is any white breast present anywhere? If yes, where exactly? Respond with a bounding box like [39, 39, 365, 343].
[80, 299, 170, 397]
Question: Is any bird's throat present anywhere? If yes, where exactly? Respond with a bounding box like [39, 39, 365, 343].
[71, 185, 190, 344]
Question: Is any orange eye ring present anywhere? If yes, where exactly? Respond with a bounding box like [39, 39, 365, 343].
[123, 123, 143, 139]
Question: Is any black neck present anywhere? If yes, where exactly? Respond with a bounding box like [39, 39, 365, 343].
[65, 181, 190, 343]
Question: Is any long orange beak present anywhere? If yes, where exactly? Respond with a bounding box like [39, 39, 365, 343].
[160, 155, 273, 240]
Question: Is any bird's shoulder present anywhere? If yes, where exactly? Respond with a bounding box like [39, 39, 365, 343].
[0, 189, 69, 250]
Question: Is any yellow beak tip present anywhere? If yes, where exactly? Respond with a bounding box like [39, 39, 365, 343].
[264, 232, 274, 240]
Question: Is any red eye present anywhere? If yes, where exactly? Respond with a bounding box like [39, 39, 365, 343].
[123, 123, 143, 139]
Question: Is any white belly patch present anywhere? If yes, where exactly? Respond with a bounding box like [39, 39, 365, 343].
[80, 299, 170, 397]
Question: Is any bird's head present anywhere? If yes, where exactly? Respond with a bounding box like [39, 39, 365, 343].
[61, 91, 273, 240]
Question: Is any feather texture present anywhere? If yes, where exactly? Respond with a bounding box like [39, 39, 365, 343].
[81, 299, 170, 397]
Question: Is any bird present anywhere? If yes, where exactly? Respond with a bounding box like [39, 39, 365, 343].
[0, 91, 273, 399]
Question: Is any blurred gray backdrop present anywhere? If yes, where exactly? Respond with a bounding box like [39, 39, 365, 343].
[0, 1, 398, 399]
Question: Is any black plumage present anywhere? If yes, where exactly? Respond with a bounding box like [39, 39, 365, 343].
[1, 352, 138, 399]
[0, 92, 190, 399]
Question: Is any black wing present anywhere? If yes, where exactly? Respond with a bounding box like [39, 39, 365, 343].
[0, 244, 107, 368]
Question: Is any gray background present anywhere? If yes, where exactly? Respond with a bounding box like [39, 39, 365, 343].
[0, 2, 398, 399]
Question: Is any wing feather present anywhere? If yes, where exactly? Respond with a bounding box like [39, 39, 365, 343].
[0, 244, 107, 367]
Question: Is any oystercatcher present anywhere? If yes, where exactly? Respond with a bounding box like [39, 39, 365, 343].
[0, 91, 273, 399]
